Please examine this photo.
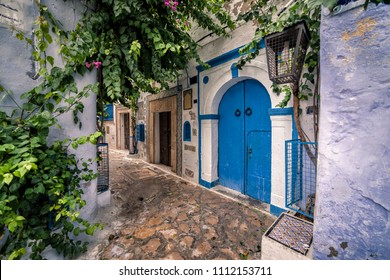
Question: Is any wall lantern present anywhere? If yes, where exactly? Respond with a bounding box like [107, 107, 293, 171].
[265, 21, 311, 85]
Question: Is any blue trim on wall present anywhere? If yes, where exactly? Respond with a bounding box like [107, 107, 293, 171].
[199, 179, 219, 189]
[196, 40, 265, 72]
[231, 63, 238, 78]
[270, 204, 286, 217]
[268, 107, 294, 116]
[199, 114, 220, 120]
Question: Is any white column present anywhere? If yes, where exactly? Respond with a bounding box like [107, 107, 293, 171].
[270, 115, 293, 211]
[201, 119, 219, 184]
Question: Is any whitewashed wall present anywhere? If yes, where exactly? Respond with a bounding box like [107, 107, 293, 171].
[0, 0, 100, 222]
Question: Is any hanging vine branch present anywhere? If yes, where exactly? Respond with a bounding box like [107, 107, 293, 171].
[237, 0, 321, 145]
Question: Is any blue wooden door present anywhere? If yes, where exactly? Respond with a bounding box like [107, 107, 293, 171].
[246, 131, 271, 202]
[218, 80, 271, 202]
[218, 82, 245, 193]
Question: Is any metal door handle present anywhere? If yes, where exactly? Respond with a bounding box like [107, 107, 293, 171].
[245, 107, 252, 116]
[235, 109, 241, 117]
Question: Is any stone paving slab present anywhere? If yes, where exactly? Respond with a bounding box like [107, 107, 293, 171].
[79, 150, 276, 260]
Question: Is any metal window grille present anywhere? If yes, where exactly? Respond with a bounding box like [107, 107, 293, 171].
[97, 143, 109, 193]
[285, 140, 317, 219]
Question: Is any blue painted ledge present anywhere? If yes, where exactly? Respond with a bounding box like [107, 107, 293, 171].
[268, 107, 293, 116]
[199, 114, 219, 120]
[196, 40, 265, 72]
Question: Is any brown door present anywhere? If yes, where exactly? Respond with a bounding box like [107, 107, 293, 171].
[124, 113, 130, 149]
[159, 111, 171, 166]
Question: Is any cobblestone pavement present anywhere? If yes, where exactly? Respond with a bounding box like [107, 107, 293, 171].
[79, 149, 275, 260]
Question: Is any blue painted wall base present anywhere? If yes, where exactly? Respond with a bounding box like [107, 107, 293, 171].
[199, 179, 219, 189]
[270, 204, 286, 217]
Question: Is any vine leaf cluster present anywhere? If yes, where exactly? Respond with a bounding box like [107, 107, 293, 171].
[0, 1, 103, 260]
[62, 0, 235, 111]
[0, 0, 234, 259]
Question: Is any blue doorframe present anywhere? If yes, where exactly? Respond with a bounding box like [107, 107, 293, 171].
[218, 79, 271, 202]
[196, 43, 297, 212]
[197, 41, 266, 189]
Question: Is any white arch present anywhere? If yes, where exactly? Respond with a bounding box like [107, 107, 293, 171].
[201, 59, 280, 115]
[199, 57, 292, 214]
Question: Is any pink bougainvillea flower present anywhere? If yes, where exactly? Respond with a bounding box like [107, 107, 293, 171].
[171, 6, 177, 10]
[185, 21, 189, 27]
[164, 0, 170, 6]
[93, 61, 102, 69]
[85, 62, 91, 68]
[174, 1, 178, 6]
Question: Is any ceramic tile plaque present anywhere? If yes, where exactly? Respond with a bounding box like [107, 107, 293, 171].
[183, 88, 192, 110]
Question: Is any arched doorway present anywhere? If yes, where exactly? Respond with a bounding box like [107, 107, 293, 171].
[218, 79, 271, 203]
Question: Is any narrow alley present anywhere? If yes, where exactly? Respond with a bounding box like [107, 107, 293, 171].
[79, 150, 276, 260]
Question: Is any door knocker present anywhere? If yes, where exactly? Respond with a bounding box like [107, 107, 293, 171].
[245, 107, 252, 116]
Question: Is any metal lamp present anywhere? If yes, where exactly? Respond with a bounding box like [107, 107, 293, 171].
[264, 21, 311, 85]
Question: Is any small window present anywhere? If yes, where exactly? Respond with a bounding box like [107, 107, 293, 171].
[183, 121, 191, 142]
[104, 104, 114, 121]
[136, 124, 145, 142]
[189, 76, 198, 85]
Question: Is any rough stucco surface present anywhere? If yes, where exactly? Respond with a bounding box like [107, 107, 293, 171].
[0, 0, 39, 112]
[314, 4, 390, 259]
[0, 0, 98, 221]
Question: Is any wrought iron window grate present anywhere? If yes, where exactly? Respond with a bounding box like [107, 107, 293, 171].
[285, 140, 317, 219]
[97, 143, 109, 193]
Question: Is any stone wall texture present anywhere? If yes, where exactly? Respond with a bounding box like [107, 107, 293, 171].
[313, 4, 390, 259]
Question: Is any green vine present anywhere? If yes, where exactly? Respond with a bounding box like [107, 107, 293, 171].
[1, 0, 233, 259]
[238, 0, 390, 108]
[236, 0, 389, 145]
[0, 1, 104, 259]
[237, 0, 321, 109]
[60, 0, 234, 110]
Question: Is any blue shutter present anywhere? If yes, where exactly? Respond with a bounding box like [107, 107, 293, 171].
[136, 124, 145, 142]
[183, 121, 191, 141]
[104, 104, 114, 121]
